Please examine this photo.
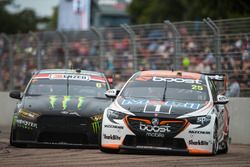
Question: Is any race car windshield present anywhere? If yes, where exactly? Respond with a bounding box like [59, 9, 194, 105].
[26, 78, 107, 98]
[121, 76, 209, 101]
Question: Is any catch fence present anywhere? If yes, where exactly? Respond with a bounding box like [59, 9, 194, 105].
[0, 17, 249, 96]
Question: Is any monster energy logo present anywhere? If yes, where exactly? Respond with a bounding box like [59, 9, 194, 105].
[62, 96, 71, 110]
[49, 96, 85, 110]
[92, 121, 101, 134]
[50, 96, 57, 109]
[78, 96, 85, 109]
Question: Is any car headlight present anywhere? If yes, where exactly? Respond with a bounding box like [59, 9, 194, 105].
[187, 115, 211, 128]
[90, 114, 103, 122]
[107, 109, 126, 124]
[18, 109, 40, 121]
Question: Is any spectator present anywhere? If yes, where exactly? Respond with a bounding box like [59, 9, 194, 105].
[226, 75, 240, 97]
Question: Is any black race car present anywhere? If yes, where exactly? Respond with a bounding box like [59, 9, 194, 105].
[9, 69, 112, 147]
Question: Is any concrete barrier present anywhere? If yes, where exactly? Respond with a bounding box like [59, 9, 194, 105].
[228, 98, 250, 145]
[0, 92, 249, 144]
[0, 92, 18, 128]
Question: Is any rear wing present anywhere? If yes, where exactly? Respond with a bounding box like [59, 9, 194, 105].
[202, 73, 228, 93]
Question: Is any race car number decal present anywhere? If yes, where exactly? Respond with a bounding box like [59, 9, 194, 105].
[96, 83, 102, 88]
[191, 85, 203, 91]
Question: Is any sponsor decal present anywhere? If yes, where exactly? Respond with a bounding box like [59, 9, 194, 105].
[103, 134, 121, 140]
[50, 74, 90, 81]
[139, 123, 171, 133]
[49, 96, 57, 109]
[189, 140, 209, 145]
[16, 119, 38, 129]
[122, 99, 200, 110]
[165, 101, 200, 110]
[104, 125, 124, 129]
[189, 130, 210, 134]
[77, 96, 85, 109]
[34, 73, 106, 82]
[62, 96, 71, 110]
[122, 99, 148, 105]
[92, 121, 101, 134]
[146, 132, 165, 138]
[49, 96, 85, 110]
[152, 77, 202, 84]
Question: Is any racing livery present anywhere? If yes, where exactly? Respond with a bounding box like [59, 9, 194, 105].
[100, 70, 230, 155]
[9, 69, 111, 147]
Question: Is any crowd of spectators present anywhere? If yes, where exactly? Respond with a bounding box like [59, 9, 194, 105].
[0, 21, 249, 96]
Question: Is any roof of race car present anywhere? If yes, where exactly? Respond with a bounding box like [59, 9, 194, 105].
[35, 69, 104, 77]
[137, 70, 202, 80]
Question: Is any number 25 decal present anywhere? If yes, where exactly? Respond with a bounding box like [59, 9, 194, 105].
[192, 85, 203, 90]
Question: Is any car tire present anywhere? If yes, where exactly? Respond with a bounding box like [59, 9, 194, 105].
[212, 123, 218, 155]
[219, 134, 229, 154]
[98, 125, 119, 154]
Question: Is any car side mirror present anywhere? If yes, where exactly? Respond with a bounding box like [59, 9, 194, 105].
[214, 94, 229, 104]
[9, 90, 22, 100]
[105, 89, 120, 98]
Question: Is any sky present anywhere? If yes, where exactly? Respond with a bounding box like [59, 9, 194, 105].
[7, 0, 60, 17]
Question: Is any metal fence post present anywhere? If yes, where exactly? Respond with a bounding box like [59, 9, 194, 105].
[203, 17, 221, 72]
[29, 31, 41, 70]
[56, 31, 69, 68]
[1, 33, 14, 90]
[91, 27, 105, 71]
[164, 20, 181, 70]
[121, 24, 138, 72]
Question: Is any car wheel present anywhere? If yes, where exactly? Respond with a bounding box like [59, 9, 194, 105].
[98, 125, 119, 154]
[219, 134, 229, 154]
[212, 123, 218, 155]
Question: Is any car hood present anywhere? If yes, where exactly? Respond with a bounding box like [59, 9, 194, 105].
[116, 96, 209, 117]
[22, 95, 112, 117]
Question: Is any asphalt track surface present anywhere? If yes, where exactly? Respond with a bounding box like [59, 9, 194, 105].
[1, 126, 250, 167]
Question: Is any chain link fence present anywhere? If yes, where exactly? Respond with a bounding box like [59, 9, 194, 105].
[0, 17, 249, 96]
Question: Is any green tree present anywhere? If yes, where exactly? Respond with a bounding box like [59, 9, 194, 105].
[50, 6, 58, 30]
[0, 0, 42, 34]
[127, 0, 250, 24]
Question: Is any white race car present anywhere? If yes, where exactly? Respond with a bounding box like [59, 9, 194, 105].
[99, 70, 230, 155]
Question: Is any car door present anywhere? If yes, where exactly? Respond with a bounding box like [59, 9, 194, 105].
[209, 79, 224, 141]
